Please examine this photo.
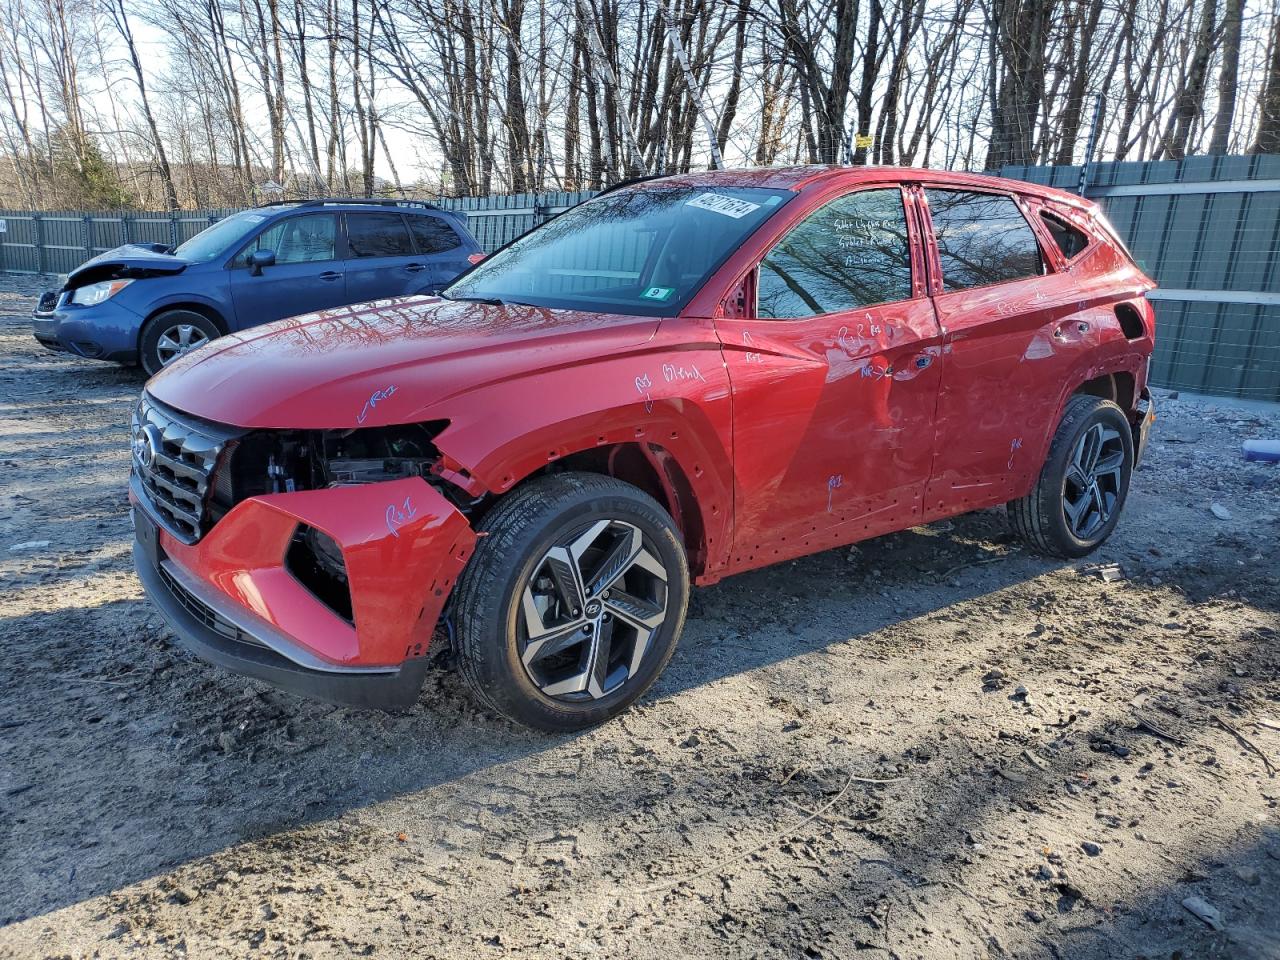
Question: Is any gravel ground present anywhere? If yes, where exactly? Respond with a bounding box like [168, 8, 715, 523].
[1, 273, 1278, 960]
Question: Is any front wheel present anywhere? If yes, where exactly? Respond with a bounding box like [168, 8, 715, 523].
[453, 472, 689, 731]
[139, 310, 221, 376]
[1009, 395, 1135, 558]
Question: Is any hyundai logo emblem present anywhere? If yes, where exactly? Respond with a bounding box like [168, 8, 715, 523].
[584, 599, 603, 618]
[132, 425, 160, 470]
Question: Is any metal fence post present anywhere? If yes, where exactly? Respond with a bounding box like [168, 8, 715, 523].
[168, 211, 178, 249]
[33, 213, 45, 274]
[1077, 95, 1104, 196]
[82, 214, 93, 261]
[121, 214, 131, 246]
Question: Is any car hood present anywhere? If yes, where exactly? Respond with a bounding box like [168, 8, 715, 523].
[65, 244, 189, 289]
[146, 295, 662, 429]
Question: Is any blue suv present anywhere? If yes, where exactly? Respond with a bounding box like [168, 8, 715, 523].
[32, 199, 483, 374]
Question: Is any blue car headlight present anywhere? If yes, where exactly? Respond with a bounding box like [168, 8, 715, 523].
[71, 279, 134, 306]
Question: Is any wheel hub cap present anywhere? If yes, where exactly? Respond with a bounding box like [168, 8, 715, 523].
[156, 324, 210, 366]
[518, 519, 668, 702]
[1063, 423, 1125, 540]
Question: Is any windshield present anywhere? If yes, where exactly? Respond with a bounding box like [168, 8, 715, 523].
[445, 186, 791, 316]
[174, 211, 270, 263]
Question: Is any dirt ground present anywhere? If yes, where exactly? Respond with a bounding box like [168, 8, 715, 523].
[0, 273, 1277, 960]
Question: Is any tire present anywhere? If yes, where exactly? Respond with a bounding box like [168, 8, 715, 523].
[1009, 395, 1135, 559]
[454, 472, 689, 731]
[139, 310, 221, 376]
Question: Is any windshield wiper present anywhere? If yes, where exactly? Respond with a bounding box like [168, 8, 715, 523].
[441, 293, 536, 307]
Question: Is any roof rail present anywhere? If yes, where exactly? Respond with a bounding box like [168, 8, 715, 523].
[595, 173, 670, 197]
[254, 197, 444, 211]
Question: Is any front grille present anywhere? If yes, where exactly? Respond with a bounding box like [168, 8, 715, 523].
[131, 394, 242, 543]
[34, 289, 59, 316]
[157, 562, 265, 649]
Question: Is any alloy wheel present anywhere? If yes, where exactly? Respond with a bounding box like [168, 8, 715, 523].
[518, 519, 669, 701]
[155, 324, 210, 366]
[1062, 422, 1125, 540]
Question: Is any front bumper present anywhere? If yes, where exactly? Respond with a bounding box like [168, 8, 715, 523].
[32, 312, 64, 352]
[37, 298, 142, 363]
[131, 474, 476, 710]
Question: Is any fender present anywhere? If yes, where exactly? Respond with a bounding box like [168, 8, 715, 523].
[144, 291, 232, 331]
[1022, 343, 1150, 494]
[424, 318, 737, 581]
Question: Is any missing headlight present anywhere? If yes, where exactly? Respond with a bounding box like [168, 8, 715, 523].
[321, 422, 446, 486]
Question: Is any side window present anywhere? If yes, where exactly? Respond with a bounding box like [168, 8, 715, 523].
[756, 188, 912, 319]
[409, 215, 462, 255]
[926, 189, 1043, 290]
[346, 213, 415, 258]
[1041, 211, 1090, 260]
[231, 214, 336, 267]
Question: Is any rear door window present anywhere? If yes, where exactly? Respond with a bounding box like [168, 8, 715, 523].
[231, 214, 336, 266]
[409, 216, 462, 254]
[756, 187, 913, 319]
[346, 213, 415, 258]
[1041, 211, 1090, 260]
[926, 189, 1043, 290]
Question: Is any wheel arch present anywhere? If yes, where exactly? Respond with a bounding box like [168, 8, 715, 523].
[432, 405, 733, 583]
[1014, 355, 1146, 500]
[526, 442, 709, 577]
[1072, 370, 1136, 412]
[141, 301, 230, 344]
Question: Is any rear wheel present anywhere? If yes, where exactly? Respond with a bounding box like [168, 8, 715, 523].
[140, 310, 220, 376]
[454, 472, 689, 731]
[1009, 395, 1134, 558]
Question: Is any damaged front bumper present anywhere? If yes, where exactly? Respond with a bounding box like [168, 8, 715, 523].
[131, 473, 476, 710]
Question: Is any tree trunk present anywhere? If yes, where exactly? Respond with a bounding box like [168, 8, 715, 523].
[1254, 11, 1280, 154]
[1161, 0, 1218, 159]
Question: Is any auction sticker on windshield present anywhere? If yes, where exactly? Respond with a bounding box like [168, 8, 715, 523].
[641, 286, 675, 301]
[686, 193, 761, 219]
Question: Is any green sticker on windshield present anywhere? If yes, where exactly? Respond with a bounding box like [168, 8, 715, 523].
[641, 286, 675, 301]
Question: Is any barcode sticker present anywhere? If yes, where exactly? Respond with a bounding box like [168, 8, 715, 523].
[686, 193, 761, 219]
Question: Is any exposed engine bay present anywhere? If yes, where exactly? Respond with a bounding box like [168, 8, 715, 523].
[210, 420, 474, 522]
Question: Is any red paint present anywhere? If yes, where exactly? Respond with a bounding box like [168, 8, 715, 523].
[146, 166, 1154, 672]
[157, 478, 475, 667]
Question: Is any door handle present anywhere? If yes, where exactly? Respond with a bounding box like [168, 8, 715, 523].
[405, 263, 426, 273]
[318, 271, 341, 282]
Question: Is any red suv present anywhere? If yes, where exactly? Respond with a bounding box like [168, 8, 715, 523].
[130, 167, 1156, 731]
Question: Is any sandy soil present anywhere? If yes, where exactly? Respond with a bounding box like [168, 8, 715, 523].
[1, 273, 1278, 960]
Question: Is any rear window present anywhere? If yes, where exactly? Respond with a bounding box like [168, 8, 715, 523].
[347, 213, 415, 258]
[927, 189, 1044, 290]
[409, 216, 462, 255]
[1041, 211, 1089, 260]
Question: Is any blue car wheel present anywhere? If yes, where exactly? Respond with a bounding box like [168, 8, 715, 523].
[140, 310, 221, 376]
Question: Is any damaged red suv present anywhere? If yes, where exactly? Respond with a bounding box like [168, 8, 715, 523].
[131, 167, 1155, 730]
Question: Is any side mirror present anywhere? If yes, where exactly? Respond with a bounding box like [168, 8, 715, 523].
[248, 249, 276, 276]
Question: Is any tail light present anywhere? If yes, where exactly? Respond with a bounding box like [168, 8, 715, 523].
[467, 253, 486, 265]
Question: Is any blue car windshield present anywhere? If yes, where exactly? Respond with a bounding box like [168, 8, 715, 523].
[444, 186, 791, 316]
[174, 211, 271, 263]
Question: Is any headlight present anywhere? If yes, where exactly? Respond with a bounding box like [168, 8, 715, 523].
[70, 279, 133, 306]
